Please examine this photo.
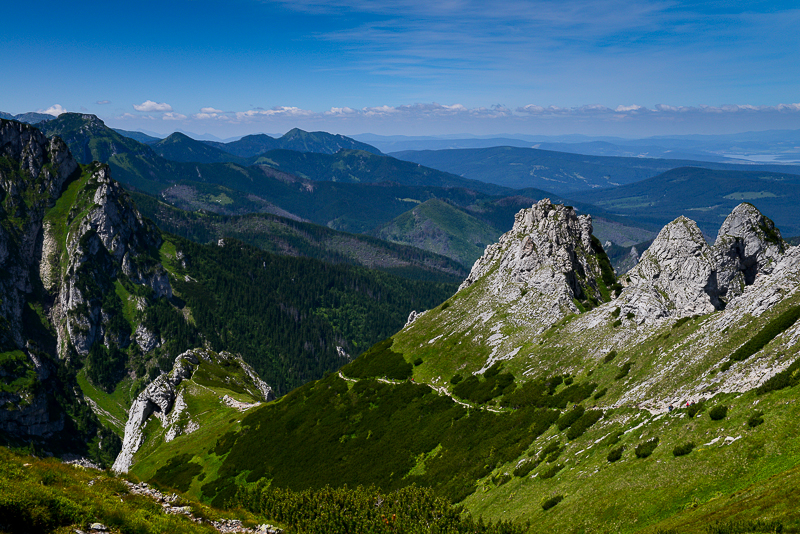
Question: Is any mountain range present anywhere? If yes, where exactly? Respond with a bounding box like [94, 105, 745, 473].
[2, 115, 800, 533]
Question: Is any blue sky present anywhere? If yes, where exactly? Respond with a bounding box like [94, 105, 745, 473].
[4, 0, 800, 137]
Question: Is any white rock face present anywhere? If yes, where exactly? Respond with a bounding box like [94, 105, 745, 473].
[113, 351, 199, 473]
[54, 163, 173, 357]
[618, 216, 718, 322]
[617, 204, 787, 323]
[460, 199, 607, 313]
[713, 203, 786, 302]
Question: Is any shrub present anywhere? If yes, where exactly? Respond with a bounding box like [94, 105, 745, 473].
[593, 388, 607, 400]
[673, 317, 691, 329]
[607, 446, 624, 462]
[626, 312, 635, 320]
[709, 405, 728, 421]
[612, 319, 622, 328]
[413, 358, 423, 366]
[672, 442, 695, 457]
[536, 440, 562, 461]
[450, 373, 463, 385]
[687, 401, 705, 418]
[727, 305, 800, 367]
[541, 495, 564, 511]
[344, 338, 412, 380]
[539, 464, 563, 479]
[615, 361, 634, 380]
[440, 301, 450, 310]
[611, 308, 621, 318]
[556, 405, 585, 431]
[603, 350, 617, 363]
[566, 410, 603, 440]
[747, 411, 764, 428]
[635, 437, 659, 458]
[756, 357, 800, 395]
[513, 460, 536, 477]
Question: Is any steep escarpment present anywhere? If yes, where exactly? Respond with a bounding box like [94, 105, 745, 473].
[0, 120, 191, 459]
[0, 119, 79, 350]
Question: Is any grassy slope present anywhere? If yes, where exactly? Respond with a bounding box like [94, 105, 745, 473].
[0, 446, 266, 534]
[373, 198, 501, 267]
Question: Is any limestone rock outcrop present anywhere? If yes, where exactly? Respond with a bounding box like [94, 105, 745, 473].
[617, 216, 718, 322]
[113, 349, 274, 473]
[618, 204, 788, 322]
[460, 199, 611, 312]
[52, 162, 172, 357]
[713, 203, 786, 303]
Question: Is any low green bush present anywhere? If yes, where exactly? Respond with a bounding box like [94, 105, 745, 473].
[607, 446, 624, 462]
[672, 442, 694, 457]
[513, 460, 536, 477]
[450, 373, 463, 385]
[612, 319, 622, 328]
[593, 387, 607, 400]
[344, 338, 412, 380]
[747, 411, 764, 428]
[566, 410, 603, 440]
[615, 361, 634, 380]
[635, 437, 659, 458]
[611, 308, 621, 318]
[541, 495, 564, 511]
[757, 357, 800, 395]
[687, 401, 705, 418]
[413, 358, 423, 366]
[539, 464, 563, 479]
[709, 405, 728, 421]
[603, 351, 617, 363]
[556, 405, 585, 431]
[725, 305, 800, 369]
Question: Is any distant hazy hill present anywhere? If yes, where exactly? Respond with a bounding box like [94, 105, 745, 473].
[0, 111, 55, 124]
[373, 199, 502, 267]
[113, 128, 162, 144]
[152, 132, 251, 164]
[252, 148, 510, 195]
[572, 166, 800, 236]
[204, 127, 383, 157]
[392, 146, 800, 195]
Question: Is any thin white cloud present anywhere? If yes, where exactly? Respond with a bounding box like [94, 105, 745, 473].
[39, 104, 67, 116]
[96, 100, 111, 105]
[162, 112, 188, 120]
[200, 107, 224, 113]
[134, 100, 173, 112]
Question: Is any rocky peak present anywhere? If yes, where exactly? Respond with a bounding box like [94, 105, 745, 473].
[618, 216, 719, 322]
[713, 202, 786, 302]
[457, 199, 612, 331]
[52, 162, 173, 357]
[619, 204, 789, 323]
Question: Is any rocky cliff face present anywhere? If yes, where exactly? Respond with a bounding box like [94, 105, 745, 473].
[0, 120, 173, 446]
[0, 119, 79, 350]
[618, 204, 787, 323]
[49, 162, 172, 357]
[460, 198, 612, 316]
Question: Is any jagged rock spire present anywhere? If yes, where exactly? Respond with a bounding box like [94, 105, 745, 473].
[619, 203, 788, 322]
[713, 203, 786, 302]
[460, 198, 610, 313]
